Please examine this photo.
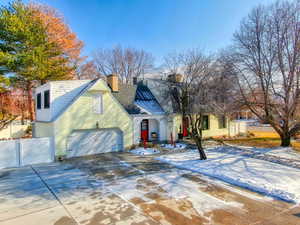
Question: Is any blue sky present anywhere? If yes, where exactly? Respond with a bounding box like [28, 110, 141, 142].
[2, 0, 275, 65]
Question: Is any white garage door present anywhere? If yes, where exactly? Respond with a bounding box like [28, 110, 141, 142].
[66, 128, 123, 158]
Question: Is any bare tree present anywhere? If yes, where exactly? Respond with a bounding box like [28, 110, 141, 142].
[209, 54, 240, 118]
[93, 45, 154, 84]
[76, 60, 104, 80]
[230, 0, 300, 147]
[0, 92, 17, 131]
[163, 49, 217, 160]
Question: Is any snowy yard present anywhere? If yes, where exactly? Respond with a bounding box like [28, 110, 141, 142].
[240, 145, 300, 161]
[130, 147, 160, 155]
[156, 146, 300, 204]
[161, 143, 187, 150]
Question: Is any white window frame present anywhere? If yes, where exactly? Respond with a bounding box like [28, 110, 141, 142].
[92, 93, 103, 114]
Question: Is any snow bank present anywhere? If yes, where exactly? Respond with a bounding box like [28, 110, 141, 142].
[156, 150, 300, 203]
[130, 148, 160, 155]
[161, 143, 187, 150]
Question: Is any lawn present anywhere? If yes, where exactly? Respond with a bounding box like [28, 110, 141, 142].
[222, 137, 300, 152]
[213, 128, 300, 152]
[157, 147, 300, 204]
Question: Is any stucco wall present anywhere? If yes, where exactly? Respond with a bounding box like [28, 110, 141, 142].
[54, 80, 133, 156]
[171, 114, 182, 140]
[33, 122, 54, 138]
[202, 115, 229, 137]
[171, 114, 229, 139]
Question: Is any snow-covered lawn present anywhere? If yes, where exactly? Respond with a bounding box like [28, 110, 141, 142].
[252, 146, 300, 161]
[156, 149, 300, 204]
[130, 148, 160, 155]
[161, 143, 187, 150]
[225, 144, 300, 161]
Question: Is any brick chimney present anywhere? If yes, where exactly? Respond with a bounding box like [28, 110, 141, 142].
[107, 74, 119, 92]
[167, 73, 183, 83]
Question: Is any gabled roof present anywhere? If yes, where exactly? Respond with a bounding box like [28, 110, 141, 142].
[134, 83, 165, 115]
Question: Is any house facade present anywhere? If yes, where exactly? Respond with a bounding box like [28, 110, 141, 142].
[33, 75, 230, 158]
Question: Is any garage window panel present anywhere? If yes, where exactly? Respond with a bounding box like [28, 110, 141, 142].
[92, 93, 103, 114]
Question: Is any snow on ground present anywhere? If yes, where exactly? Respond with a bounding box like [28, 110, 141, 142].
[161, 143, 187, 150]
[156, 150, 300, 204]
[225, 144, 300, 161]
[253, 147, 300, 161]
[130, 148, 160, 155]
[266, 148, 300, 161]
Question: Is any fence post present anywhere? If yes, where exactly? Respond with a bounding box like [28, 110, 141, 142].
[16, 139, 21, 167]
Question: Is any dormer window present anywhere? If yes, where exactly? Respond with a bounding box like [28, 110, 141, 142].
[92, 93, 103, 114]
[44, 90, 50, 109]
[36, 93, 41, 109]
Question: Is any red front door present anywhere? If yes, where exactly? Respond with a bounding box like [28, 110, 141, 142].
[183, 117, 189, 137]
[141, 119, 149, 141]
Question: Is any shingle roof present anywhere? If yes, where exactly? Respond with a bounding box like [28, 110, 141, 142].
[111, 81, 165, 115]
[111, 82, 141, 114]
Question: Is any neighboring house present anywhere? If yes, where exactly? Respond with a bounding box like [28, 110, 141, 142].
[0, 119, 30, 139]
[33, 74, 231, 158]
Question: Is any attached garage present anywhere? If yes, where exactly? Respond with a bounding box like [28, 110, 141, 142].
[66, 128, 123, 158]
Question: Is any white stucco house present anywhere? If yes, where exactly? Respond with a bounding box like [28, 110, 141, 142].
[33, 74, 230, 158]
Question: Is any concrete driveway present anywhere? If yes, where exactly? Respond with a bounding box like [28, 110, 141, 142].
[0, 152, 299, 225]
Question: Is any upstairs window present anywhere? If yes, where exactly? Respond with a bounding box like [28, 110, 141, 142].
[36, 93, 41, 109]
[202, 115, 210, 130]
[92, 93, 103, 114]
[44, 90, 50, 109]
[218, 115, 227, 129]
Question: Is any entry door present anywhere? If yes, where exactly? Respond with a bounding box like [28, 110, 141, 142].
[183, 117, 189, 137]
[141, 119, 149, 141]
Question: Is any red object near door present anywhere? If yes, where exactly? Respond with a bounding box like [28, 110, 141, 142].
[141, 119, 149, 142]
[183, 117, 189, 137]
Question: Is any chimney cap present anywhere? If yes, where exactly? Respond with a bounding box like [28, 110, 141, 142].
[167, 73, 183, 83]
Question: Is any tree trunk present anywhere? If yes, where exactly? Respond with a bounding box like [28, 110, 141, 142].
[280, 133, 291, 147]
[193, 136, 207, 160]
[26, 83, 34, 121]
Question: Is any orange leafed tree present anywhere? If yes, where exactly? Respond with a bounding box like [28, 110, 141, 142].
[30, 3, 85, 78]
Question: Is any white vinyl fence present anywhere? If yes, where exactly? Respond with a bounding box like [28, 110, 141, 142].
[229, 120, 248, 136]
[0, 137, 54, 169]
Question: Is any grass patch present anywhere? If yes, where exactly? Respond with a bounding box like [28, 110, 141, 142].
[249, 131, 279, 138]
[222, 137, 300, 152]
